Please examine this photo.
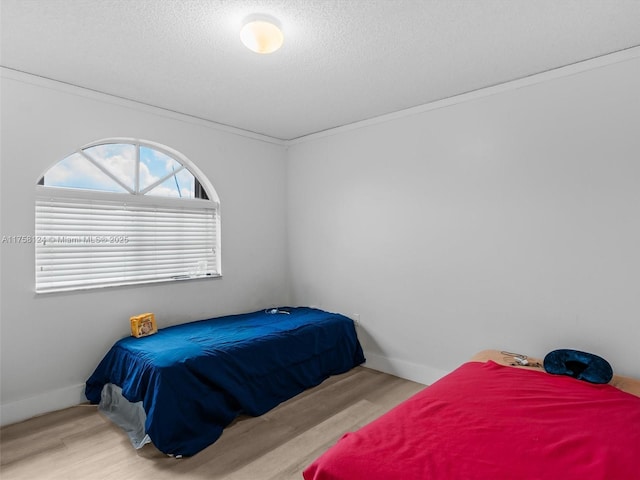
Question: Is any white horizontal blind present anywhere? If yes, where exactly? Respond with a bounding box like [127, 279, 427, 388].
[36, 188, 219, 293]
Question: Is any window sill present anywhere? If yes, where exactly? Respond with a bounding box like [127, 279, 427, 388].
[35, 273, 222, 295]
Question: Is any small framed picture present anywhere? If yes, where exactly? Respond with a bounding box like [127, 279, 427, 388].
[130, 313, 158, 338]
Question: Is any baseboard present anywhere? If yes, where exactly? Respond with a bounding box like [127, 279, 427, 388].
[0, 356, 446, 426]
[0, 383, 86, 427]
[363, 352, 449, 386]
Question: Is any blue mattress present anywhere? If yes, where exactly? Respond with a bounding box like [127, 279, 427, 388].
[85, 307, 365, 456]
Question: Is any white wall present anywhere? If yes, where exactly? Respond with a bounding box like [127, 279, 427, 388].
[287, 55, 640, 383]
[2, 52, 639, 426]
[0, 71, 290, 425]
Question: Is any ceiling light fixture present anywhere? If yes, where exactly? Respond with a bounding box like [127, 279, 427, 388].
[240, 16, 283, 54]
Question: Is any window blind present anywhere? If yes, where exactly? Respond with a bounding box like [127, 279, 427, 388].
[35, 188, 220, 293]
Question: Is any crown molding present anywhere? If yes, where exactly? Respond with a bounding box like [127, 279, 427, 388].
[0, 66, 286, 147]
[285, 45, 640, 146]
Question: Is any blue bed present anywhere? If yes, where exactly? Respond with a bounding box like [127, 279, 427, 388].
[85, 307, 365, 456]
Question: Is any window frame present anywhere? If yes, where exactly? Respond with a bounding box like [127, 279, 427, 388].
[35, 138, 221, 294]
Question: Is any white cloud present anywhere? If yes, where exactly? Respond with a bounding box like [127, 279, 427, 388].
[45, 144, 196, 198]
[45, 153, 125, 192]
[86, 144, 136, 190]
[139, 161, 159, 191]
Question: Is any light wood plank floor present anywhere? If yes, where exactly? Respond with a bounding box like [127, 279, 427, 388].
[0, 367, 425, 480]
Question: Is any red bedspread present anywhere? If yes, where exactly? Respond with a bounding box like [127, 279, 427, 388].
[303, 360, 640, 480]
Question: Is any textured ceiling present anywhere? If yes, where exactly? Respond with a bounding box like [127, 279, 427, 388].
[2, 0, 640, 141]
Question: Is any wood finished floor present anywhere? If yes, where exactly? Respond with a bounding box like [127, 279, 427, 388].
[0, 367, 425, 480]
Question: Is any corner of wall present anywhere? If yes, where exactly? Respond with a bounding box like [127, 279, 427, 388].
[0, 384, 87, 427]
[363, 351, 449, 386]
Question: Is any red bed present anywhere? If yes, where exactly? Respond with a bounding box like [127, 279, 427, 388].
[303, 351, 640, 480]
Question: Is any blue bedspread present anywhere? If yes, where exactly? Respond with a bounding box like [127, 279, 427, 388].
[85, 307, 365, 456]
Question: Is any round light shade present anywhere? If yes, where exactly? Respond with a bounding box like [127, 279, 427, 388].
[240, 20, 283, 54]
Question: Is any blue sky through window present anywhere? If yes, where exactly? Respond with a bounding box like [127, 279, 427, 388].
[140, 146, 195, 197]
[44, 152, 127, 192]
[84, 143, 136, 191]
[42, 143, 196, 198]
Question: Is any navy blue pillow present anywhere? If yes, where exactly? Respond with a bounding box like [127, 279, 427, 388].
[543, 349, 613, 384]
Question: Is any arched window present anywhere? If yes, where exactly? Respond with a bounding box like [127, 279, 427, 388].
[35, 139, 221, 293]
